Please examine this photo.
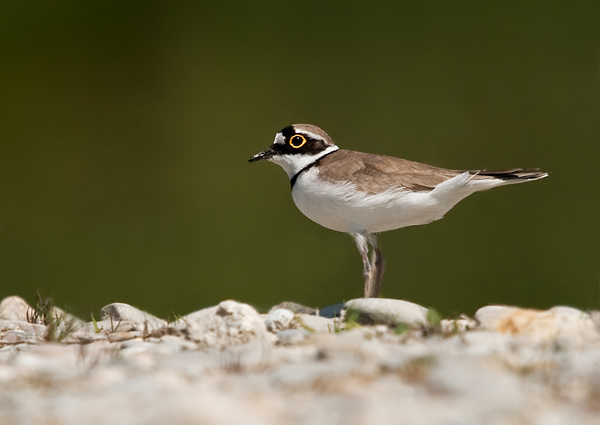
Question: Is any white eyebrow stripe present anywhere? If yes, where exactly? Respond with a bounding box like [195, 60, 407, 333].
[297, 131, 325, 142]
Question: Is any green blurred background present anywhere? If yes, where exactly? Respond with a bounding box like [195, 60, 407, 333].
[1, 1, 598, 318]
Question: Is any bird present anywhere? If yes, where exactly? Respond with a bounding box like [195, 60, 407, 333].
[249, 124, 547, 298]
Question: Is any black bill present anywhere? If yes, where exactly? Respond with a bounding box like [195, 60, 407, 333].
[248, 148, 275, 162]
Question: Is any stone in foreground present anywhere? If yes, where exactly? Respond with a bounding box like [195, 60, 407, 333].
[175, 300, 272, 349]
[1, 297, 600, 425]
[265, 308, 295, 332]
[475, 304, 600, 345]
[0, 296, 32, 322]
[344, 298, 429, 327]
[269, 301, 315, 315]
[318, 303, 345, 318]
[101, 302, 166, 331]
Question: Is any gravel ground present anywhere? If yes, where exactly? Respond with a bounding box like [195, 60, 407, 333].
[0, 296, 599, 425]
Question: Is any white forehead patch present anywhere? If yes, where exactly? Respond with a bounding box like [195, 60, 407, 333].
[273, 132, 286, 145]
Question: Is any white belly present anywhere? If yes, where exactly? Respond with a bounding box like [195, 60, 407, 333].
[291, 168, 483, 234]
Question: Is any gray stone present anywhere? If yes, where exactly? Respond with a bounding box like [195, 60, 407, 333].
[550, 305, 587, 318]
[475, 304, 600, 346]
[0, 345, 18, 362]
[269, 361, 343, 388]
[269, 301, 315, 315]
[276, 329, 310, 345]
[0, 296, 32, 322]
[265, 308, 295, 332]
[474, 305, 518, 329]
[295, 314, 335, 333]
[0, 319, 47, 344]
[0, 319, 45, 333]
[344, 298, 428, 327]
[100, 303, 167, 331]
[176, 300, 273, 349]
[0, 329, 43, 345]
[317, 303, 344, 318]
[118, 339, 194, 359]
[424, 356, 527, 423]
[64, 319, 153, 344]
[216, 342, 272, 372]
[2, 298, 600, 425]
[0, 298, 84, 340]
[440, 316, 477, 334]
[74, 319, 139, 334]
[108, 330, 148, 342]
[590, 310, 600, 329]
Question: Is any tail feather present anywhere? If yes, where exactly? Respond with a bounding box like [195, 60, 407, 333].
[430, 167, 547, 203]
[471, 168, 548, 183]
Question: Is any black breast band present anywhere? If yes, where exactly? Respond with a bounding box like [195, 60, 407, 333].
[290, 149, 338, 190]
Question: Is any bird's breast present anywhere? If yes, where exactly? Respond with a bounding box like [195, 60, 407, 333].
[290, 168, 449, 234]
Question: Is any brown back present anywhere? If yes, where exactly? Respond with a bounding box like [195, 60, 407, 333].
[317, 150, 460, 194]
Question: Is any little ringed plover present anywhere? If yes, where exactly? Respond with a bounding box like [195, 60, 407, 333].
[249, 124, 547, 298]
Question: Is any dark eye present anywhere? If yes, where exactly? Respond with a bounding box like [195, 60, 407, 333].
[289, 135, 307, 149]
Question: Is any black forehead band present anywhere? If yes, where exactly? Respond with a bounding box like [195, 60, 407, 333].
[279, 125, 297, 140]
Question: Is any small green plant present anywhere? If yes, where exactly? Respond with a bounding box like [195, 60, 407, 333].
[107, 311, 121, 333]
[294, 316, 315, 333]
[26, 291, 77, 342]
[394, 323, 411, 335]
[49, 315, 78, 342]
[170, 313, 184, 324]
[421, 307, 444, 337]
[343, 307, 362, 331]
[26, 291, 51, 325]
[91, 313, 102, 334]
[426, 308, 442, 327]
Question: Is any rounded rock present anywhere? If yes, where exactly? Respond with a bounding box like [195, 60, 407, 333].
[265, 308, 295, 332]
[0, 296, 32, 322]
[100, 303, 166, 331]
[276, 329, 310, 345]
[344, 298, 429, 327]
[177, 300, 272, 349]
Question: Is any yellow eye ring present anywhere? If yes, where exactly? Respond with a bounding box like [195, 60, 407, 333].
[289, 134, 307, 149]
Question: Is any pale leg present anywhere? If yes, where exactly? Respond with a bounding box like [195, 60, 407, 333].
[353, 232, 372, 297]
[353, 232, 385, 298]
[367, 233, 385, 298]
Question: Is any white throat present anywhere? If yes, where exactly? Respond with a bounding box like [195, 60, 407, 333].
[269, 145, 339, 179]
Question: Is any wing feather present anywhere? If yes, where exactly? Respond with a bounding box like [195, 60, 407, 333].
[317, 150, 459, 194]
